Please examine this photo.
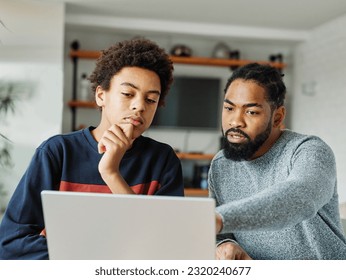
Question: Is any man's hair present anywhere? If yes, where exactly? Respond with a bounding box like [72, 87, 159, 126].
[224, 63, 286, 108]
[89, 38, 173, 107]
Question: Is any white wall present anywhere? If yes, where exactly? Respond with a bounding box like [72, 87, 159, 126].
[292, 14, 346, 203]
[0, 0, 65, 207]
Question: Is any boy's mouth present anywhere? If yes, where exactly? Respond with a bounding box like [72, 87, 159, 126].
[124, 116, 144, 126]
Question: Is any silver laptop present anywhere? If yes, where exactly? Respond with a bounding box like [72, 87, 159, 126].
[41, 191, 216, 260]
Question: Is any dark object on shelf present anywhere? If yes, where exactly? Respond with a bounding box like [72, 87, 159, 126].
[269, 53, 283, 63]
[229, 50, 240, 59]
[170, 44, 192, 57]
[229, 50, 241, 70]
[70, 40, 80, 51]
[269, 53, 284, 74]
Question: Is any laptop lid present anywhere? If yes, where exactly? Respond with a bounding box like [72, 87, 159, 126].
[41, 191, 216, 260]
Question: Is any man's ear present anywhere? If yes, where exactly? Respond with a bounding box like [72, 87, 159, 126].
[95, 86, 105, 107]
[273, 106, 286, 128]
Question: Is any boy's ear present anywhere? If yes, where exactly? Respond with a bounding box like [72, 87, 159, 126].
[95, 86, 105, 107]
[273, 106, 286, 128]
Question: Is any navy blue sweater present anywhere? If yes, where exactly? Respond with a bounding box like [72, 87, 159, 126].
[0, 127, 184, 259]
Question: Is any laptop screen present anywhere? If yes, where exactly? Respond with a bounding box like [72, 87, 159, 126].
[41, 191, 216, 260]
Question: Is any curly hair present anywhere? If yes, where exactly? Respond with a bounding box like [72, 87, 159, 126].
[88, 38, 174, 107]
[224, 63, 286, 109]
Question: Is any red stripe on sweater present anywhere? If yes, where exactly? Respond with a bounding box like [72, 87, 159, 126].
[59, 180, 160, 195]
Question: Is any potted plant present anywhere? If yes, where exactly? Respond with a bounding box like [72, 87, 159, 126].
[0, 80, 34, 213]
[0, 18, 10, 213]
[0, 83, 15, 212]
[0, 19, 34, 213]
[0, 122, 10, 213]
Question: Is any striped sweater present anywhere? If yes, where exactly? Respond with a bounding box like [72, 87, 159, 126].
[0, 127, 184, 259]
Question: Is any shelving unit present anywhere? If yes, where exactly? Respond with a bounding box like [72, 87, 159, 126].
[176, 152, 214, 161]
[69, 50, 286, 68]
[184, 188, 209, 197]
[68, 48, 286, 130]
[68, 100, 97, 109]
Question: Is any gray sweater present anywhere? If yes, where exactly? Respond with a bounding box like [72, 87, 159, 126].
[209, 130, 346, 260]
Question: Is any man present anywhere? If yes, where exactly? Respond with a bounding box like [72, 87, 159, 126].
[210, 63, 346, 260]
[0, 38, 184, 259]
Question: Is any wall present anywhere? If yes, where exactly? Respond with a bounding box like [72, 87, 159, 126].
[292, 14, 346, 203]
[0, 0, 65, 207]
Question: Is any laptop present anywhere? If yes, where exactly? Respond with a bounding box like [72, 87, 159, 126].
[41, 191, 216, 260]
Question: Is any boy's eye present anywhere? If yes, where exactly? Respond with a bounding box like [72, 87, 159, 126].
[147, 98, 157, 104]
[121, 92, 132, 97]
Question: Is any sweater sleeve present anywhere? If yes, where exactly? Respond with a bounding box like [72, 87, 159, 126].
[209, 175, 237, 244]
[154, 149, 184, 196]
[214, 138, 337, 233]
[0, 146, 61, 259]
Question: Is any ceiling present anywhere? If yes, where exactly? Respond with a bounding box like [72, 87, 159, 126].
[49, 0, 346, 42]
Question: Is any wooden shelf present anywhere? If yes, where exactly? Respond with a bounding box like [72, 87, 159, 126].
[68, 100, 98, 108]
[169, 55, 286, 69]
[184, 188, 208, 197]
[176, 152, 214, 160]
[69, 50, 286, 69]
[70, 50, 101, 60]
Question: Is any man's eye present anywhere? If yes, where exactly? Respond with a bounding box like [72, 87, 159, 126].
[121, 92, 132, 97]
[224, 106, 233, 111]
[247, 110, 258, 115]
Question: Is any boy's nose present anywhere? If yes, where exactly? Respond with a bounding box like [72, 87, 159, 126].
[131, 98, 145, 112]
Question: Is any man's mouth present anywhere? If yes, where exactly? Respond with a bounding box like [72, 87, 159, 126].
[225, 128, 250, 143]
[227, 132, 247, 143]
[229, 133, 245, 138]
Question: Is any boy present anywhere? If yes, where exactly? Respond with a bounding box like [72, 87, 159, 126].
[0, 38, 184, 259]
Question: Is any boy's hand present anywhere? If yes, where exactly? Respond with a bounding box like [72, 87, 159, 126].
[97, 122, 136, 194]
[97, 123, 134, 176]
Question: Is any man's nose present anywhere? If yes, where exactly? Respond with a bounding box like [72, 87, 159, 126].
[228, 111, 245, 128]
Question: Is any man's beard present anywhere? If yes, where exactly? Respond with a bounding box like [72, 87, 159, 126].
[221, 122, 272, 161]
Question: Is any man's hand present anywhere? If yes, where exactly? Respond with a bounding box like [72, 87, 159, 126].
[216, 242, 252, 260]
